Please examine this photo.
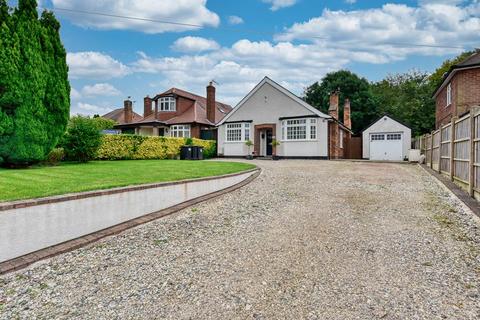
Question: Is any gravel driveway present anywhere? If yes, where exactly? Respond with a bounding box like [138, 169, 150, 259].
[1, 160, 480, 319]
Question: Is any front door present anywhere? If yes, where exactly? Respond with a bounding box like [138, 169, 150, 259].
[266, 129, 273, 156]
[159, 128, 165, 136]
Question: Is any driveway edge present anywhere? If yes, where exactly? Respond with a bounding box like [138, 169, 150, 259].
[0, 168, 261, 275]
[419, 164, 480, 220]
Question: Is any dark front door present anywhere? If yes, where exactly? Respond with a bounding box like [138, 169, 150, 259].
[159, 128, 165, 136]
[266, 129, 273, 156]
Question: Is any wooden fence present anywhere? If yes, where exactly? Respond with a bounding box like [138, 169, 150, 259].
[412, 107, 480, 199]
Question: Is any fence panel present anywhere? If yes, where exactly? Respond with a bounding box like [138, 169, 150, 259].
[453, 115, 470, 184]
[425, 134, 431, 164]
[440, 124, 451, 173]
[432, 130, 440, 170]
[474, 115, 480, 192]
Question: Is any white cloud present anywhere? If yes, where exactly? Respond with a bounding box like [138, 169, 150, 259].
[70, 87, 81, 100]
[67, 52, 130, 80]
[262, 0, 298, 11]
[345, 0, 357, 4]
[75, 102, 113, 115]
[228, 15, 244, 25]
[171, 36, 220, 53]
[275, 2, 479, 60]
[51, 0, 220, 33]
[82, 83, 122, 97]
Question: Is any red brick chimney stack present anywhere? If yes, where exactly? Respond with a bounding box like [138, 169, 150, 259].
[344, 98, 351, 129]
[206, 81, 216, 124]
[124, 98, 133, 123]
[144, 96, 152, 118]
[329, 90, 339, 120]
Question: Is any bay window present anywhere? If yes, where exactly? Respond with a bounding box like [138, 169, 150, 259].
[226, 123, 250, 142]
[281, 118, 317, 141]
[170, 125, 190, 138]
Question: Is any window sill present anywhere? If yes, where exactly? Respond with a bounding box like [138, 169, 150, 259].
[280, 139, 318, 142]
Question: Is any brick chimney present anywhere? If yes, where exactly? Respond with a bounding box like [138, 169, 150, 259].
[329, 90, 339, 120]
[344, 98, 351, 129]
[206, 81, 216, 124]
[124, 98, 133, 123]
[144, 96, 152, 118]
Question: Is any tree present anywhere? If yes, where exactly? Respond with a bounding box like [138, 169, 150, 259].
[63, 116, 102, 162]
[429, 51, 475, 90]
[0, 0, 70, 166]
[303, 70, 378, 134]
[371, 71, 435, 136]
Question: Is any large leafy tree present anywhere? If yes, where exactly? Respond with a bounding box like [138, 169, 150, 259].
[371, 71, 435, 136]
[429, 51, 475, 90]
[0, 0, 70, 166]
[303, 70, 378, 134]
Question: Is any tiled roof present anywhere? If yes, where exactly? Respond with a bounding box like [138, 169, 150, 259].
[102, 108, 143, 124]
[457, 51, 480, 67]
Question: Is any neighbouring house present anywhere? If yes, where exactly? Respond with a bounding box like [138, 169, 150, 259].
[217, 77, 352, 159]
[102, 83, 232, 139]
[362, 115, 411, 161]
[434, 50, 480, 128]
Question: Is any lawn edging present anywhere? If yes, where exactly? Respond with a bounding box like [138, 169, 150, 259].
[0, 167, 260, 273]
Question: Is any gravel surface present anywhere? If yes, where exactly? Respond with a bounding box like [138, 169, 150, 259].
[1, 160, 480, 319]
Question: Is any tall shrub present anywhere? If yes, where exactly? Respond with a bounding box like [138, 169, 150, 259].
[63, 116, 101, 162]
[0, 0, 70, 166]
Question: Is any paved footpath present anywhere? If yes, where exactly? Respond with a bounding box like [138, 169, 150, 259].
[1, 160, 480, 319]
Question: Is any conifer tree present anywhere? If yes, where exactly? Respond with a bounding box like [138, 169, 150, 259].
[0, 0, 70, 166]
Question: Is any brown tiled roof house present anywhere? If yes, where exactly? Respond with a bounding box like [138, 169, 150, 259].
[434, 50, 480, 128]
[102, 83, 233, 139]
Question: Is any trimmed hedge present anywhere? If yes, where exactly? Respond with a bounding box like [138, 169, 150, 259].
[96, 135, 217, 160]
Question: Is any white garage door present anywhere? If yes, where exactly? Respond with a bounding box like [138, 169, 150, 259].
[369, 133, 403, 161]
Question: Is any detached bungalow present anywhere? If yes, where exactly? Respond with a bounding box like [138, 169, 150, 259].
[217, 77, 353, 159]
[102, 83, 232, 139]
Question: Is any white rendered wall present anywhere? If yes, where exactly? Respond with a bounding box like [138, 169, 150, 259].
[362, 116, 412, 159]
[0, 170, 257, 262]
[218, 82, 329, 157]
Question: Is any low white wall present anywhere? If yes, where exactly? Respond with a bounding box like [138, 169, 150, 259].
[0, 170, 257, 262]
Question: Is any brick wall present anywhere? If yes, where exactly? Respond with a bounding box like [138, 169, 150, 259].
[329, 122, 350, 159]
[436, 68, 480, 128]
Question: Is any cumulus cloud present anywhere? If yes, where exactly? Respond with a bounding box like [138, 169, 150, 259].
[82, 83, 122, 97]
[275, 3, 478, 60]
[171, 36, 220, 53]
[51, 0, 220, 33]
[70, 87, 81, 100]
[262, 0, 298, 11]
[228, 15, 244, 25]
[132, 39, 375, 105]
[67, 52, 130, 79]
[74, 102, 113, 115]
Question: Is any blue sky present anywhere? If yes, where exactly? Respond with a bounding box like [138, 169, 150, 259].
[27, 0, 480, 115]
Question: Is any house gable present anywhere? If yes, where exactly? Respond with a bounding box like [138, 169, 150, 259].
[218, 77, 329, 125]
[363, 115, 411, 134]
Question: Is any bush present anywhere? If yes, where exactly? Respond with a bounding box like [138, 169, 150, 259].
[92, 117, 117, 131]
[96, 135, 216, 160]
[192, 138, 217, 159]
[43, 148, 65, 166]
[63, 116, 102, 162]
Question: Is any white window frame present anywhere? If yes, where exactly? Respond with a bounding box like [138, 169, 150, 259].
[170, 124, 190, 138]
[446, 83, 452, 107]
[371, 134, 385, 141]
[281, 118, 318, 141]
[225, 123, 250, 142]
[159, 97, 176, 112]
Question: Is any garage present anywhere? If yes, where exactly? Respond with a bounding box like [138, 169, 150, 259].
[362, 115, 411, 161]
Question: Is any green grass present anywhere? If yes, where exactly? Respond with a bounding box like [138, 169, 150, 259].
[0, 160, 255, 202]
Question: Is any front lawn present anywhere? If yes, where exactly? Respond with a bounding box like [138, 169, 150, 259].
[0, 160, 256, 202]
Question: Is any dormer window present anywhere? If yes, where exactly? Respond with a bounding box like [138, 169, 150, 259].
[446, 83, 452, 107]
[159, 97, 176, 111]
